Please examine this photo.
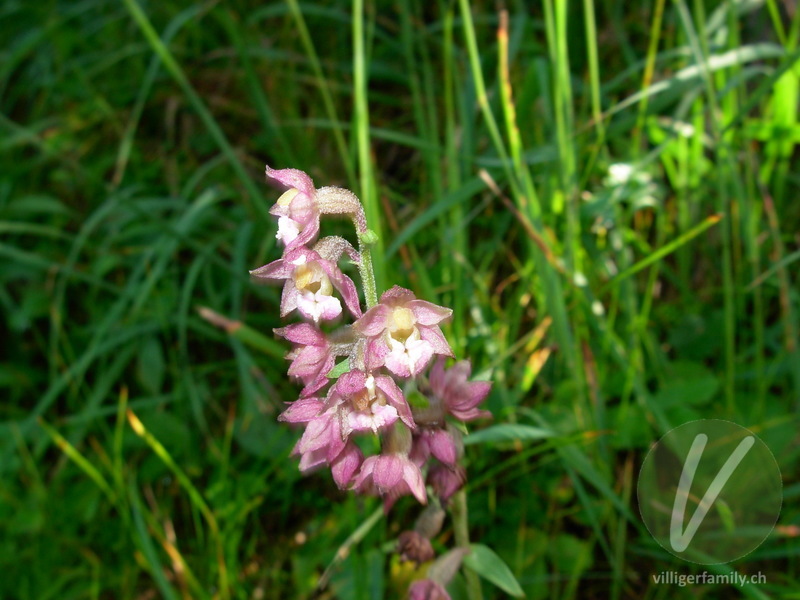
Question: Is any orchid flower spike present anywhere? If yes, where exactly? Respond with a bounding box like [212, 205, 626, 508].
[258, 165, 492, 512]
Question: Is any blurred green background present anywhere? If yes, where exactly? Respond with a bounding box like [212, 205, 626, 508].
[1, 0, 799, 598]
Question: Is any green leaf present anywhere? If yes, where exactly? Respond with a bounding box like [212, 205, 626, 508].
[653, 361, 720, 408]
[715, 499, 736, 534]
[463, 543, 525, 598]
[327, 359, 351, 379]
[464, 424, 555, 446]
[406, 389, 430, 410]
[610, 404, 653, 450]
[234, 414, 294, 458]
[229, 321, 285, 358]
[549, 534, 594, 593]
[137, 336, 165, 395]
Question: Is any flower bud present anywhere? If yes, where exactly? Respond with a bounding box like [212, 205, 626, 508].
[397, 531, 435, 566]
[408, 579, 450, 600]
[426, 547, 470, 589]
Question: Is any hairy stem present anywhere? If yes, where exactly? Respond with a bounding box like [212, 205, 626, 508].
[358, 240, 378, 308]
[350, 201, 378, 309]
[317, 185, 378, 309]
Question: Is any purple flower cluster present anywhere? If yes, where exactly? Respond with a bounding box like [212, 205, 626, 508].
[252, 166, 491, 510]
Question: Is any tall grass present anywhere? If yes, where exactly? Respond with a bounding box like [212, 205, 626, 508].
[1, 1, 798, 598]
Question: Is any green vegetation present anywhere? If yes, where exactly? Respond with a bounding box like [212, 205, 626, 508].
[2, 0, 799, 597]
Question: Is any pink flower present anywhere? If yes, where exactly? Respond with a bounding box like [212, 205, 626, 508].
[410, 428, 458, 467]
[408, 580, 450, 600]
[354, 286, 453, 378]
[353, 453, 427, 504]
[427, 463, 465, 502]
[287, 408, 346, 473]
[251, 246, 361, 323]
[429, 358, 491, 421]
[266, 166, 320, 250]
[275, 323, 335, 397]
[279, 398, 363, 489]
[330, 370, 415, 437]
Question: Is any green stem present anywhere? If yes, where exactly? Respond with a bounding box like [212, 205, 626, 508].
[358, 242, 378, 309]
[349, 201, 378, 309]
[452, 489, 483, 600]
[352, 0, 385, 294]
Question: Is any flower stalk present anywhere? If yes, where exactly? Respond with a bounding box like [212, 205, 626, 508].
[452, 489, 484, 600]
[357, 228, 379, 308]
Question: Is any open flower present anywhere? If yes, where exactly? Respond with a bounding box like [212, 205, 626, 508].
[354, 286, 453, 378]
[279, 398, 363, 489]
[329, 369, 415, 437]
[353, 452, 427, 504]
[251, 246, 361, 322]
[286, 408, 346, 473]
[429, 358, 491, 421]
[275, 323, 335, 397]
[267, 166, 320, 250]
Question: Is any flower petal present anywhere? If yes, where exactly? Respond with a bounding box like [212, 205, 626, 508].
[331, 443, 363, 489]
[296, 416, 332, 454]
[384, 343, 413, 378]
[376, 375, 415, 429]
[353, 455, 375, 484]
[274, 322, 326, 346]
[296, 291, 342, 322]
[407, 299, 453, 326]
[249, 258, 292, 280]
[333, 370, 367, 396]
[265, 165, 315, 198]
[364, 336, 390, 371]
[280, 281, 298, 317]
[406, 338, 434, 377]
[345, 403, 398, 436]
[462, 381, 492, 409]
[276, 216, 300, 245]
[373, 455, 404, 490]
[429, 357, 447, 396]
[402, 460, 427, 504]
[354, 304, 391, 336]
[449, 405, 492, 422]
[408, 579, 450, 600]
[329, 268, 362, 318]
[379, 285, 416, 306]
[427, 463, 465, 502]
[427, 429, 457, 466]
[418, 325, 454, 358]
[299, 375, 330, 398]
[278, 398, 325, 423]
[287, 219, 320, 250]
[297, 447, 327, 472]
